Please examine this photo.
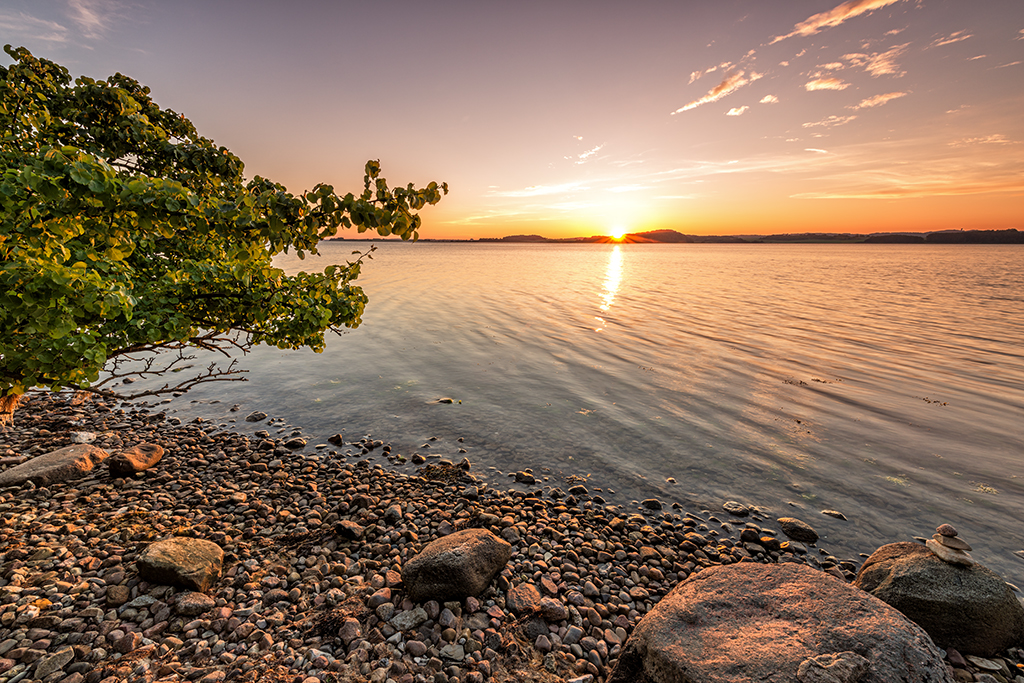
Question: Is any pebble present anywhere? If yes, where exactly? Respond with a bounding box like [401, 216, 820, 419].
[2, 393, 1020, 683]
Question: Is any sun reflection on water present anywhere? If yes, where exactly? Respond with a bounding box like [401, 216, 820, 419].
[595, 245, 623, 332]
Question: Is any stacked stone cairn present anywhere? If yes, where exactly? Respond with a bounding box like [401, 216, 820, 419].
[925, 523, 974, 566]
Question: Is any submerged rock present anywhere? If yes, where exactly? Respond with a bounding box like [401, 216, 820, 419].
[778, 516, 819, 544]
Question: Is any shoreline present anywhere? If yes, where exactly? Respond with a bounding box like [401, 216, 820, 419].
[1, 392, 1020, 683]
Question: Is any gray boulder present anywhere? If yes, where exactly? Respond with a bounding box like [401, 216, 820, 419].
[107, 443, 164, 477]
[136, 537, 224, 592]
[608, 562, 952, 683]
[402, 528, 512, 603]
[0, 444, 108, 487]
[854, 541, 1024, 656]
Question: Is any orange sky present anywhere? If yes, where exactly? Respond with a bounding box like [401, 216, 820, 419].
[4, 0, 1023, 238]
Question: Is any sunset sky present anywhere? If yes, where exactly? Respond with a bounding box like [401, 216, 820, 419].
[3, 0, 1023, 239]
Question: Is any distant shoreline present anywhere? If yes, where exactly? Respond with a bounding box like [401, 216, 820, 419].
[328, 228, 1024, 245]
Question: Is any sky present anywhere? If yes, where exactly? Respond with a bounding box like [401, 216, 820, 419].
[3, 0, 1023, 239]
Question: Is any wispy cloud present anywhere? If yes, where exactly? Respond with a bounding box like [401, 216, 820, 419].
[929, 30, 972, 48]
[806, 148, 830, 154]
[850, 91, 907, 108]
[0, 10, 71, 43]
[995, 60, 1022, 69]
[672, 70, 762, 114]
[805, 77, 850, 91]
[770, 0, 905, 44]
[789, 136, 1024, 199]
[67, 0, 119, 39]
[760, 95, 779, 104]
[949, 134, 1016, 147]
[576, 145, 604, 164]
[726, 106, 749, 116]
[803, 115, 858, 128]
[491, 181, 591, 198]
[842, 43, 910, 77]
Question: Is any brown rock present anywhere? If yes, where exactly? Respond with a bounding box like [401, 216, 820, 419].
[506, 583, 542, 616]
[402, 528, 512, 603]
[136, 537, 224, 592]
[778, 517, 819, 544]
[608, 562, 952, 683]
[335, 519, 366, 540]
[0, 444, 108, 487]
[855, 542, 1024, 656]
[176, 591, 216, 616]
[107, 443, 164, 477]
[106, 585, 130, 606]
[936, 524, 958, 537]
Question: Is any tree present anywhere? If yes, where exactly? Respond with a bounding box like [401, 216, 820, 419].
[0, 46, 447, 423]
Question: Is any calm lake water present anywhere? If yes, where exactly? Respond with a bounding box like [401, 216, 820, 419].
[158, 242, 1024, 584]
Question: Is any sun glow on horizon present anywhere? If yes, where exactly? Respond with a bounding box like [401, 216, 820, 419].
[609, 225, 628, 240]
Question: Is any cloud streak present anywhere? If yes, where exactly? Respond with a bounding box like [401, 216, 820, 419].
[803, 115, 858, 128]
[929, 30, 972, 48]
[771, 0, 905, 44]
[0, 11, 70, 43]
[805, 78, 850, 91]
[673, 70, 761, 114]
[727, 106, 749, 116]
[851, 91, 908, 108]
[842, 43, 910, 77]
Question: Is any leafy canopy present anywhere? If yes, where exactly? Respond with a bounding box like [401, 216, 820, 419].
[0, 45, 447, 402]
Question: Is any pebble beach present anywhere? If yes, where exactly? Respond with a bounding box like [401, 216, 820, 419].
[2, 391, 1023, 683]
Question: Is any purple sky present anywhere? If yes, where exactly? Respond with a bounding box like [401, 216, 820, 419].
[4, 0, 1023, 237]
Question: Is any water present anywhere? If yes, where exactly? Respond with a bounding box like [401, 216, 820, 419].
[154, 241, 1024, 584]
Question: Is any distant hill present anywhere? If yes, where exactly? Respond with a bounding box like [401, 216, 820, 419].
[336, 228, 1023, 244]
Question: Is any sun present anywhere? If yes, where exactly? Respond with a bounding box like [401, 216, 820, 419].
[609, 225, 628, 240]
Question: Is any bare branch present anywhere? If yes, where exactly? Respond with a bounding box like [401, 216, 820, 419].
[76, 359, 248, 402]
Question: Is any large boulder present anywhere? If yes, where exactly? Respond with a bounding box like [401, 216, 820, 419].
[136, 537, 224, 592]
[608, 562, 952, 683]
[0, 444, 108, 487]
[107, 443, 164, 477]
[402, 528, 511, 603]
[854, 541, 1024, 656]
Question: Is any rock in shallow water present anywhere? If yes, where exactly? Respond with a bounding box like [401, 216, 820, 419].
[778, 516, 819, 544]
[855, 541, 1024, 656]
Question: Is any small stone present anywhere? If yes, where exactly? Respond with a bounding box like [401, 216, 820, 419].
[245, 411, 267, 422]
[641, 498, 663, 511]
[933, 534, 972, 552]
[106, 585, 130, 606]
[338, 617, 361, 644]
[335, 519, 366, 540]
[936, 524, 958, 537]
[722, 501, 749, 517]
[34, 646, 75, 679]
[515, 471, 536, 485]
[925, 539, 974, 566]
[176, 592, 216, 616]
[777, 517, 819, 544]
[821, 510, 847, 520]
